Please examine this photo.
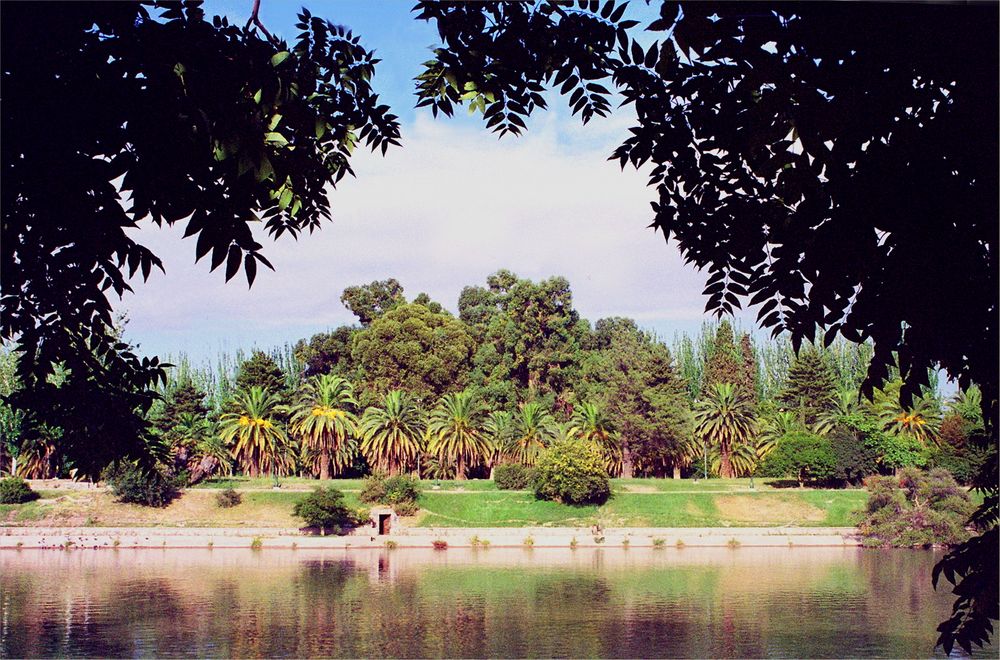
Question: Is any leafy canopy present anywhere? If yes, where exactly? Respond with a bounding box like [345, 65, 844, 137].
[1, 2, 399, 477]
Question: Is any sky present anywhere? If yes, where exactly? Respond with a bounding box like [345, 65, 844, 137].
[117, 0, 750, 362]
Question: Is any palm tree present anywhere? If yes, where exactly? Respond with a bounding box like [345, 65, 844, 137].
[693, 383, 757, 479]
[289, 375, 358, 480]
[426, 390, 491, 479]
[220, 386, 291, 478]
[569, 402, 621, 476]
[359, 390, 424, 475]
[877, 394, 942, 446]
[509, 402, 556, 466]
[483, 410, 515, 477]
[813, 389, 863, 436]
[760, 410, 804, 445]
[172, 413, 232, 481]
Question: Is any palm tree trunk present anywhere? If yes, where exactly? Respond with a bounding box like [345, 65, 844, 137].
[720, 447, 733, 479]
[672, 465, 681, 480]
[319, 448, 330, 481]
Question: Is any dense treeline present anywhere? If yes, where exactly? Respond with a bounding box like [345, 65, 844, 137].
[0, 272, 990, 486]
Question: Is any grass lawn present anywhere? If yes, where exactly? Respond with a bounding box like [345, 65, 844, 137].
[3, 479, 870, 529]
[193, 476, 501, 492]
[415, 488, 868, 528]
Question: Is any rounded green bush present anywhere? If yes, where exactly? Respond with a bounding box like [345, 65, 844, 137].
[359, 473, 420, 510]
[0, 477, 38, 504]
[101, 462, 179, 507]
[533, 439, 610, 505]
[494, 463, 535, 490]
[293, 487, 361, 533]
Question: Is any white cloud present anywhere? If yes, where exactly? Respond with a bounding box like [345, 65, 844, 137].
[117, 111, 709, 358]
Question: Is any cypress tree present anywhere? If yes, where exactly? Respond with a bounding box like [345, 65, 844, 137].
[702, 320, 743, 392]
[739, 334, 759, 405]
[702, 321, 758, 405]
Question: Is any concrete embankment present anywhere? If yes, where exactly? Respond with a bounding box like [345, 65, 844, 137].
[0, 526, 860, 549]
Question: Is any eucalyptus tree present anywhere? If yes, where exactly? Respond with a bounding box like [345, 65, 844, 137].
[693, 383, 757, 479]
[358, 390, 424, 476]
[509, 402, 557, 466]
[351, 302, 475, 405]
[220, 387, 292, 478]
[289, 375, 358, 480]
[426, 391, 490, 479]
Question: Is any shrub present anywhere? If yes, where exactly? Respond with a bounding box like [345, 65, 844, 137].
[216, 488, 242, 508]
[829, 426, 879, 486]
[533, 438, 611, 505]
[392, 500, 419, 517]
[0, 477, 38, 504]
[859, 468, 975, 548]
[494, 463, 535, 490]
[432, 539, 448, 550]
[383, 475, 421, 504]
[102, 461, 179, 507]
[759, 431, 836, 486]
[359, 473, 387, 503]
[360, 473, 421, 511]
[930, 420, 993, 485]
[293, 487, 360, 534]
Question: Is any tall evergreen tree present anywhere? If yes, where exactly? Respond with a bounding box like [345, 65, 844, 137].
[739, 334, 759, 405]
[235, 351, 288, 396]
[702, 320, 743, 392]
[780, 348, 837, 425]
[580, 323, 692, 478]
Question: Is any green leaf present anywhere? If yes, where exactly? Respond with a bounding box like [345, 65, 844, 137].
[265, 132, 288, 147]
[315, 119, 327, 139]
[270, 51, 290, 67]
[268, 114, 282, 130]
[253, 88, 262, 104]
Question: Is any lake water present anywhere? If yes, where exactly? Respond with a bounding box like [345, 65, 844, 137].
[0, 547, 985, 658]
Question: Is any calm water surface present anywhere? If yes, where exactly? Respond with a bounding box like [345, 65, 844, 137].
[0, 546, 985, 658]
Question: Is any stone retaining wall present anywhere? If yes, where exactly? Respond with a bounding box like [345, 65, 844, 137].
[0, 526, 860, 549]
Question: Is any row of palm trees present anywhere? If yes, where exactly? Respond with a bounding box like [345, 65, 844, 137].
[177, 373, 949, 482]
[692, 380, 948, 479]
[207, 374, 621, 480]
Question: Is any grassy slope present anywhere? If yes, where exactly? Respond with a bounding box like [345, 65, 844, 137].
[416, 489, 868, 528]
[0, 480, 869, 528]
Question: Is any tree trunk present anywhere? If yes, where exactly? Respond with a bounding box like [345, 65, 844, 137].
[621, 439, 634, 479]
[319, 449, 330, 481]
[672, 465, 681, 480]
[456, 456, 466, 480]
[719, 448, 733, 479]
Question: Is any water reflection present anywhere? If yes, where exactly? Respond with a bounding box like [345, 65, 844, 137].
[0, 547, 985, 658]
